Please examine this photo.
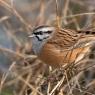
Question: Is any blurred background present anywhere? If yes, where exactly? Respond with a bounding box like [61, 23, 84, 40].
[0, 0, 95, 95]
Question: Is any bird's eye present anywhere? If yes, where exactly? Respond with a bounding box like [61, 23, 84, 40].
[34, 31, 43, 35]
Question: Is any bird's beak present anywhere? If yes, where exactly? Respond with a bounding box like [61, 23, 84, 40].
[28, 34, 35, 38]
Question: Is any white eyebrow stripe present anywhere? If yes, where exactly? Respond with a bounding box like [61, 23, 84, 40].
[36, 27, 55, 33]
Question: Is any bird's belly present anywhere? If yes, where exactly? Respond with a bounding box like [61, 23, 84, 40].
[38, 44, 89, 68]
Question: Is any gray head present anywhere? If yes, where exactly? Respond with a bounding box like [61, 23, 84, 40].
[29, 25, 55, 55]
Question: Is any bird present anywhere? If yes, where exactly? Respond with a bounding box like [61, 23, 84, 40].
[29, 25, 95, 68]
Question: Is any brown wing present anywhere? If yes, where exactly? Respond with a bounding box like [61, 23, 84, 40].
[48, 28, 81, 50]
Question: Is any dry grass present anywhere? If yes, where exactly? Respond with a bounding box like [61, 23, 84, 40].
[0, 0, 95, 95]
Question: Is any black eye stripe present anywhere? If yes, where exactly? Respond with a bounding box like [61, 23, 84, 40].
[44, 31, 52, 33]
[34, 31, 52, 35]
[34, 31, 43, 35]
[33, 30, 53, 41]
